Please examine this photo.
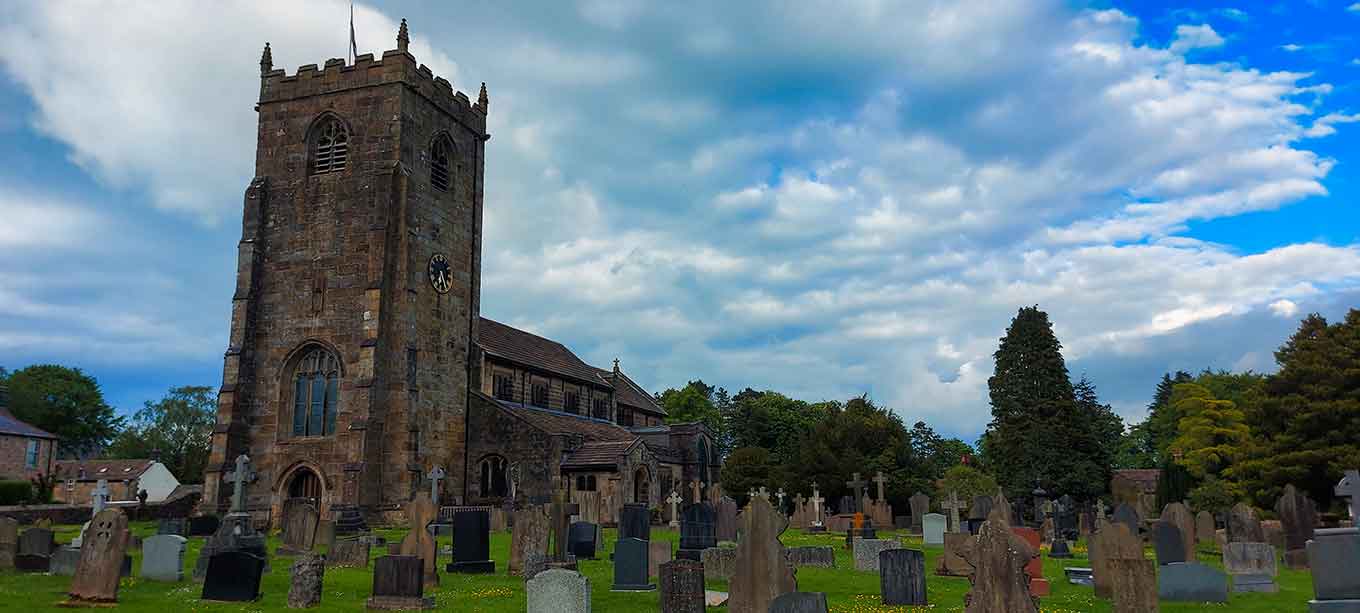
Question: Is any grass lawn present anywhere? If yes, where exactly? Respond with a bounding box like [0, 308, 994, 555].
[0, 521, 1315, 611]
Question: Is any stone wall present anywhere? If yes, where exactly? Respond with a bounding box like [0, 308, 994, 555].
[0, 489, 201, 525]
[0, 434, 55, 482]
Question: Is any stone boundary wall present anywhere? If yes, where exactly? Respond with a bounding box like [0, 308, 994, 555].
[0, 489, 201, 525]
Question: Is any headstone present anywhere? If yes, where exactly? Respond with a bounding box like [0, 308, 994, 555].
[1275, 484, 1317, 570]
[157, 518, 187, 536]
[648, 540, 673, 578]
[201, 550, 266, 602]
[446, 509, 494, 573]
[960, 511, 1038, 613]
[188, 515, 220, 537]
[277, 499, 320, 555]
[619, 503, 650, 542]
[331, 504, 370, 536]
[728, 495, 797, 613]
[548, 483, 580, 567]
[923, 513, 946, 545]
[568, 521, 597, 560]
[1227, 502, 1264, 543]
[909, 492, 930, 533]
[366, 555, 433, 610]
[1012, 526, 1050, 597]
[1263, 519, 1286, 551]
[678, 503, 716, 561]
[14, 551, 50, 572]
[1161, 502, 1196, 562]
[1306, 479, 1360, 613]
[1223, 542, 1278, 593]
[768, 592, 830, 613]
[1157, 562, 1228, 602]
[715, 497, 738, 542]
[327, 537, 370, 568]
[880, 548, 927, 606]
[941, 491, 964, 533]
[1090, 519, 1142, 600]
[1107, 557, 1158, 613]
[399, 492, 439, 587]
[510, 505, 550, 574]
[1195, 511, 1215, 546]
[701, 546, 737, 581]
[51, 546, 81, 576]
[522, 551, 548, 581]
[853, 539, 899, 572]
[526, 568, 590, 613]
[611, 537, 654, 591]
[287, 553, 325, 608]
[992, 491, 1013, 527]
[1040, 517, 1054, 545]
[784, 546, 835, 568]
[18, 527, 54, 558]
[0, 516, 15, 570]
[659, 558, 704, 613]
[1152, 520, 1188, 565]
[1112, 503, 1139, 535]
[1049, 538, 1072, 559]
[937, 532, 972, 576]
[968, 495, 993, 534]
[66, 508, 130, 604]
[142, 534, 188, 581]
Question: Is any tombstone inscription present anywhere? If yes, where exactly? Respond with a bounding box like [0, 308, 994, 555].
[880, 548, 927, 606]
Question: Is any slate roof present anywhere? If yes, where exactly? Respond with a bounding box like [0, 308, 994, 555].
[0, 403, 58, 440]
[479, 317, 612, 386]
[56, 459, 155, 482]
[483, 394, 635, 442]
[560, 440, 640, 469]
[1112, 468, 1161, 492]
[595, 368, 666, 417]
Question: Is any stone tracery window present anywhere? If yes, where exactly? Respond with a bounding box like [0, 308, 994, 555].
[430, 136, 452, 192]
[291, 346, 340, 437]
[311, 118, 349, 174]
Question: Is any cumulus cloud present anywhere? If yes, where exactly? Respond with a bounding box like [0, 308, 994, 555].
[1169, 24, 1225, 54]
[1269, 299, 1300, 318]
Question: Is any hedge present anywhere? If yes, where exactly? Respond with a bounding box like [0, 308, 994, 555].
[0, 480, 35, 505]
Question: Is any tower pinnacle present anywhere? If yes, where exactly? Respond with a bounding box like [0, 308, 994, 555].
[478, 82, 489, 113]
[260, 42, 273, 75]
[397, 18, 409, 52]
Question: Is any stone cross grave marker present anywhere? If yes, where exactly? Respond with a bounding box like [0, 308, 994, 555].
[427, 466, 445, 505]
[942, 491, 964, 533]
[846, 473, 868, 512]
[225, 454, 257, 514]
[67, 508, 131, 605]
[667, 491, 683, 529]
[550, 482, 580, 563]
[398, 491, 439, 587]
[810, 482, 825, 527]
[91, 479, 110, 516]
[873, 472, 888, 500]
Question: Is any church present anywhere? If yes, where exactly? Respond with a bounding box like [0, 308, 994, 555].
[202, 20, 719, 526]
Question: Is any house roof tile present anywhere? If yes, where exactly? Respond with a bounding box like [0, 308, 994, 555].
[0, 407, 58, 440]
[56, 459, 155, 482]
[479, 317, 611, 386]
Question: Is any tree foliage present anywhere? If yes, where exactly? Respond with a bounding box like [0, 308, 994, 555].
[719, 446, 771, 507]
[4, 365, 121, 458]
[1167, 383, 1249, 481]
[657, 380, 724, 435]
[1186, 475, 1237, 514]
[938, 464, 999, 502]
[106, 386, 216, 483]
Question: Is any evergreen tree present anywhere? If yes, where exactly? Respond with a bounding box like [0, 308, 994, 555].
[1144, 370, 1194, 463]
[1168, 383, 1249, 481]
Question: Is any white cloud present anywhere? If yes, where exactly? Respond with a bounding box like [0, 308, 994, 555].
[1281, 43, 1304, 52]
[1170, 24, 1225, 54]
[1269, 299, 1300, 318]
[1304, 112, 1360, 138]
[1349, 3, 1360, 13]
[0, 192, 106, 250]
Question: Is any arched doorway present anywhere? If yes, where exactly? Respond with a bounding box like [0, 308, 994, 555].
[633, 467, 651, 505]
[288, 467, 322, 507]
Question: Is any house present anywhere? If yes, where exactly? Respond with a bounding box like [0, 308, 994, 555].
[52, 458, 181, 504]
[0, 382, 58, 482]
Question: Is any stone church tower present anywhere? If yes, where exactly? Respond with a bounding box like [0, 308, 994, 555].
[203, 21, 487, 522]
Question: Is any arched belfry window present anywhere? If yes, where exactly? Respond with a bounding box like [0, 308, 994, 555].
[311, 118, 349, 175]
[478, 455, 508, 498]
[291, 347, 340, 437]
[430, 136, 452, 192]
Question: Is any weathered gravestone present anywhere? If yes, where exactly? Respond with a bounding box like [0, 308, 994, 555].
[287, 553, 325, 608]
[157, 518, 187, 536]
[201, 550, 266, 602]
[992, 492, 1013, 527]
[909, 493, 930, 533]
[141, 534, 188, 582]
[447, 509, 495, 573]
[880, 548, 927, 606]
[0, 516, 16, 570]
[1275, 484, 1317, 570]
[509, 505, 550, 575]
[51, 546, 81, 576]
[853, 538, 898, 572]
[1112, 503, 1140, 536]
[521, 552, 548, 581]
[1227, 502, 1264, 543]
[768, 591, 830, 613]
[1064, 567, 1094, 586]
[960, 510, 1038, 613]
[1195, 511, 1215, 547]
[611, 537, 654, 591]
[1161, 502, 1196, 562]
[715, 497, 738, 542]
[1223, 541, 1278, 593]
[568, 521, 598, 560]
[1012, 526, 1050, 597]
[649, 540, 672, 578]
[1090, 519, 1142, 600]
[527, 568, 590, 613]
[1040, 517, 1055, 545]
[1153, 520, 1188, 565]
[327, 538, 370, 568]
[1158, 561, 1228, 602]
[678, 503, 716, 561]
[1108, 557, 1158, 613]
[619, 503, 650, 543]
[923, 513, 946, 545]
[785, 546, 835, 568]
[659, 558, 704, 613]
[65, 508, 130, 604]
[729, 495, 797, 613]
[398, 492, 439, 587]
[1305, 469, 1360, 612]
[14, 526, 54, 572]
[366, 555, 433, 610]
[1263, 520, 1286, 552]
[968, 495, 993, 534]
[701, 546, 737, 581]
[277, 499, 320, 556]
[937, 532, 972, 576]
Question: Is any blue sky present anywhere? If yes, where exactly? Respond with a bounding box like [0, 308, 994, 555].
[0, 1, 1357, 442]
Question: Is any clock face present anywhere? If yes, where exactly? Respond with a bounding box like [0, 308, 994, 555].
[428, 254, 452, 294]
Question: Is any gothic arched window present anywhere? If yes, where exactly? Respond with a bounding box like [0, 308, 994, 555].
[478, 455, 508, 498]
[311, 118, 349, 175]
[430, 136, 452, 192]
[291, 347, 340, 437]
[697, 438, 710, 485]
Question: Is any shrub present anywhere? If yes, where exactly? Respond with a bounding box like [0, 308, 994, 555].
[0, 479, 35, 505]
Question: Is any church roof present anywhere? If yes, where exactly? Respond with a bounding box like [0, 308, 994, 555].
[596, 367, 667, 416]
[479, 317, 612, 387]
[56, 459, 155, 482]
[560, 440, 640, 470]
[483, 394, 635, 442]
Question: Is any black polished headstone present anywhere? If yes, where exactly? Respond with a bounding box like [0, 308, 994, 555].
[188, 515, 220, 537]
[14, 553, 50, 572]
[619, 503, 650, 542]
[446, 510, 494, 573]
[611, 537, 655, 591]
[568, 521, 597, 560]
[1153, 521, 1188, 566]
[1049, 538, 1073, 559]
[860, 518, 877, 540]
[879, 548, 926, 606]
[200, 550, 265, 602]
[769, 591, 830, 613]
[677, 503, 716, 561]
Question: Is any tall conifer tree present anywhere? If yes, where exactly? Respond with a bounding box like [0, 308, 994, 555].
[986, 306, 1075, 496]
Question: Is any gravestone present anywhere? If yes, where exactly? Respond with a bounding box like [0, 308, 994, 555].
[1223, 542, 1278, 593]
[194, 456, 267, 581]
[277, 499, 320, 555]
[936, 532, 972, 576]
[522, 552, 548, 581]
[1040, 517, 1054, 545]
[880, 548, 927, 606]
[649, 539, 672, 578]
[1195, 511, 1215, 547]
[14, 551, 50, 572]
[446, 509, 495, 573]
[526, 568, 590, 613]
[768, 592, 830, 613]
[327, 538, 370, 568]
[715, 497, 738, 542]
[853, 538, 898, 571]
[1153, 520, 1188, 565]
[0, 516, 15, 570]
[785, 546, 835, 568]
[18, 527, 54, 558]
[1112, 503, 1139, 536]
[1306, 470, 1360, 612]
[157, 518, 187, 536]
[201, 550, 266, 602]
[188, 515, 220, 537]
[923, 513, 946, 545]
[659, 559, 704, 613]
[678, 503, 716, 561]
[1090, 519, 1142, 600]
[1012, 526, 1050, 597]
[66, 508, 130, 604]
[548, 484, 580, 568]
[909, 493, 930, 533]
[960, 511, 1038, 613]
[611, 537, 654, 591]
[1064, 567, 1093, 586]
[701, 546, 737, 581]
[568, 521, 598, 560]
[968, 495, 993, 534]
[51, 546, 81, 576]
[942, 492, 965, 533]
[1158, 562, 1228, 602]
[1227, 502, 1264, 543]
[141, 534, 188, 582]
[366, 555, 433, 610]
[398, 492, 439, 587]
[509, 505, 550, 574]
[1275, 484, 1317, 569]
[1107, 557, 1158, 613]
[1049, 538, 1073, 559]
[729, 496, 797, 613]
[1161, 502, 1196, 563]
[619, 503, 650, 542]
[287, 553, 325, 608]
